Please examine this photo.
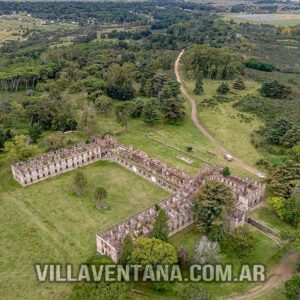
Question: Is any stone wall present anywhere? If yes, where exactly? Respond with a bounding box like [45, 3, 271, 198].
[11, 135, 266, 263]
[96, 166, 266, 262]
[11, 134, 118, 186]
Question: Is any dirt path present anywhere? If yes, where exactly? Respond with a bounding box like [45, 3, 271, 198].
[174, 50, 259, 175]
[174, 50, 299, 299]
[229, 253, 299, 300]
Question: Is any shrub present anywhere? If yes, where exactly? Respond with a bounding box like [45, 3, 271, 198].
[259, 81, 292, 99]
[217, 82, 230, 94]
[245, 59, 276, 72]
[232, 78, 246, 90]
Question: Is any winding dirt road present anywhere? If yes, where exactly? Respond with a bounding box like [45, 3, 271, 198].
[174, 50, 259, 175]
[175, 50, 299, 299]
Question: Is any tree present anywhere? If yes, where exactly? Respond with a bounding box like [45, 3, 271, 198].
[69, 255, 131, 300]
[269, 197, 300, 226]
[119, 234, 134, 265]
[0, 128, 12, 151]
[245, 59, 276, 72]
[265, 119, 292, 145]
[217, 82, 230, 94]
[94, 187, 108, 210]
[232, 78, 245, 90]
[285, 275, 300, 300]
[259, 81, 292, 99]
[130, 237, 177, 267]
[131, 98, 144, 118]
[281, 127, 300, 148]
[72, 170, 87, 196]
[28, 124, 42, 143]
[229, 226, 256, 258]
[192, 180, 235, 242]
[222, 166, 230, 176]
[194, 72, 204, 95]
[162, 97, 185, 124]
[115, 102, 133, 131]
[95, 95, 113, 116]
[177, 245, 189, 268]
[287, 145, 300, 162]
[4, 135, 41, 162]
[144, 72, 169, 97]
[105, 63, 137, 100]
[282, 230, 300, 252]
[78, 105, 97, 136]
[150, 208, 169, 242]
[180, 284, 210, 300]
[143, 99, 162, 126]
[40, 132, 66, 151]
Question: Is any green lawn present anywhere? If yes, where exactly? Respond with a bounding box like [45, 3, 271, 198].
[181, 72, 268, 170]
[132, 225, 280, 300]
[0, 160, 168, 300]
[251, 205, 293, 234]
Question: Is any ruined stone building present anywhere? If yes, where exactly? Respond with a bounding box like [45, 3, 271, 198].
[11, 134, 266, 263]
[11, 135, 118, 186]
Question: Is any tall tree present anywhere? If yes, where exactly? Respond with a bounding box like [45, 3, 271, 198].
[94, 187, 108, 210]
[95, 95, 113, 116]
[163, 97, 185, 124]
[77, 105, 97, 136]
[119, 234, 134, 265]
[115, 102, 133, 131]
[143, 98, 162, 126]
[131, 237, 177, 268]
[151, 208, 169, 242]
[72, 171, 87, 196]
[194, 71, 204, 95]
[4, 135, 41, 162]
[192, 180, 235, 242]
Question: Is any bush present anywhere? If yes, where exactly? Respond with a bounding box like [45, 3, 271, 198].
[180, 284, 210, 300]
[259, 81, 292, 99]
[232, 78, 245, 90]
[217, 82, 230, 94]
[245, 59, 276, 72]
[285, 275, 300, 300]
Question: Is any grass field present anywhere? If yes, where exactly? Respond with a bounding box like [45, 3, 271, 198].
[0, 14, 77, 44]
[181, 74, 266, 169]
[251, 204, 293, 234]
[132, 225, 280, 299]
[0, 160, 168, 300]
[224, 13, 300, 27]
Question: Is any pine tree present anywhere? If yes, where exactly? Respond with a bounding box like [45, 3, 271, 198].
[163, 97, 185, 124]
[222, 166, 230, 176]
[194, 72, 204, 95]
[143, 98, 162, 126]
[119, 234, 134, 265]
[217, 82, 230, 94]
[150, 208, 169, 242]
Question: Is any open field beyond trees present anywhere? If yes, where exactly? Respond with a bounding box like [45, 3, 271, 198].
[225, 13, 300, 26]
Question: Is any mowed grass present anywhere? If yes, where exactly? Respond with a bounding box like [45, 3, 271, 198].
[182, 73, 265, 169]
[224, 13, 300, 26]
[91, 99, 257, 178]
[133, 225, 279, 300]
[0, 160, 168, 300]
